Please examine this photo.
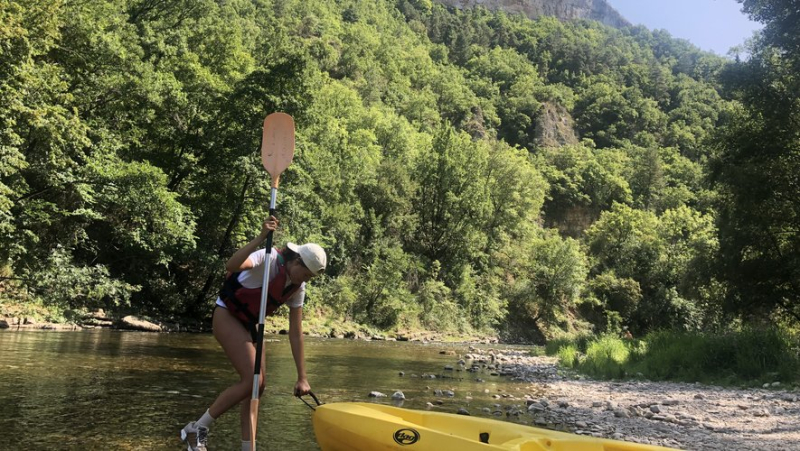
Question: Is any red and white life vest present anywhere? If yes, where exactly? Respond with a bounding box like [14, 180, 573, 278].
[219, 249, 301, 330]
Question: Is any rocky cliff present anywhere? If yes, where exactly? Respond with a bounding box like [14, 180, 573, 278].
[434, 0, 629, 28]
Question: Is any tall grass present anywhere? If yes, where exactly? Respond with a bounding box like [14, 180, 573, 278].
[579, 334, 629, 379]
[557, 344, 579, 368]
[546, 332, 594, 355]
[545, 327, 800, 385]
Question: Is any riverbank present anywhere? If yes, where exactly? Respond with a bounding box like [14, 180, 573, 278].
[0, 305, 500, 343]
[0, 308, 182, 333]
[443, 346, 800, 451]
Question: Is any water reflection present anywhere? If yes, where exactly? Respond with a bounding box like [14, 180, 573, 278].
[0, 331, 541, 450]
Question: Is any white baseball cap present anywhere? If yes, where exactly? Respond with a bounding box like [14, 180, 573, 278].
[287, 242, 327, 275]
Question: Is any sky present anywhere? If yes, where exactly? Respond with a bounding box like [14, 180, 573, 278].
[607, 0, 763, 56]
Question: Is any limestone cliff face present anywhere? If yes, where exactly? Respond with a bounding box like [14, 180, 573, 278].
[434, 0, 629, 28]
[534, 102, 579, 148]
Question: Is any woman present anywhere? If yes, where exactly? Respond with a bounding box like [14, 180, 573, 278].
[181, 216, 326, 451]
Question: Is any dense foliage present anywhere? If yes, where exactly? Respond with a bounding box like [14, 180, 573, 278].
[712, 0, 800, 325]
[1, 0, 796, 341]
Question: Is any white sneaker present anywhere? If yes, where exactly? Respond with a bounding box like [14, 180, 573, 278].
[180, 421, 209, 451]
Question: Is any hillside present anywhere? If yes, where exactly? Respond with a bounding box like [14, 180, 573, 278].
[2, 0, 797, 341]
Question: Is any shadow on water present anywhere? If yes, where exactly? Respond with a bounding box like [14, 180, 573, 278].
[0, 330, 543, 451]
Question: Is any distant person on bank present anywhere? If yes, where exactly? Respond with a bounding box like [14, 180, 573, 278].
[181, 216, 326, 451]
[623, 327, 633, 340]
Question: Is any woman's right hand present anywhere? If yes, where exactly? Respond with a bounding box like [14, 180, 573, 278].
[260, 216, 279, 237]
[225, 216, 280, 272]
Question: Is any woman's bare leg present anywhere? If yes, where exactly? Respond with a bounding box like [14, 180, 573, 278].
[208, 307, 266, 441]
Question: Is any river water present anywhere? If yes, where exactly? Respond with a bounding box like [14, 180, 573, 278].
[0, 330, 540, 450]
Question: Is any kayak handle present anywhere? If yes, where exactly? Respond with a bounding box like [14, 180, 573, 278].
[297, 391, 323, 410]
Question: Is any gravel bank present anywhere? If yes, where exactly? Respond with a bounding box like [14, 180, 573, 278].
[460, 346, 800, 451]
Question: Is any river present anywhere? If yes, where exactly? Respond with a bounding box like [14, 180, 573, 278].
[0, 330, 538, 450]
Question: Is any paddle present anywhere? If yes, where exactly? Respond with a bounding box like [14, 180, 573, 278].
[250, 112, 295, 450]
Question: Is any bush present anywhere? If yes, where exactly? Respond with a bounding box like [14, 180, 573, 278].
[545, 332, 594, 355]
[32, 248, 138, 311]
[733, 327, 799, 382]
[629, 328, 800, 384]
[546, 328, 798, 385]
[631, 329, 709, 380]
[557, 344, 579, 368]
[578, 334, 629, 379]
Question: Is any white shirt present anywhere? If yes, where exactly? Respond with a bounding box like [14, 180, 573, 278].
[216, 248, 305, 309]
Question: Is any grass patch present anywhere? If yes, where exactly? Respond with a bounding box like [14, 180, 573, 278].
[630, 327, 800, 384]
[545, 327, 800, 386]
[579, 335, 629, 379]
[557, 344, 579, 368]
[545, 332, 594, 355]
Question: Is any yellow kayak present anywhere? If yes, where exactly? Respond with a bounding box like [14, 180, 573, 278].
[312, 402, 680, 451]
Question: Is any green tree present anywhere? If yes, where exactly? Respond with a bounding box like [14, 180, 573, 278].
[574, 76, 668, 148]
[538, 143, 632, 235]
[586, 204, 720, 331]
[484, 140, 547, 247]
[413, 125, 489, 284]
[582, 271, 642, 333]
[711, 0, 800, 323]
[353, 240, 412, 329]
[500, 230, 588, 342]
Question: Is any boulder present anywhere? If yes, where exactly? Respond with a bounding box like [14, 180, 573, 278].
[120, 315, 162, 332]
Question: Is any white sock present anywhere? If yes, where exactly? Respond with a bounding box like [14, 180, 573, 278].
[242, 440, 251, 451]
[196, 409, 215, 429]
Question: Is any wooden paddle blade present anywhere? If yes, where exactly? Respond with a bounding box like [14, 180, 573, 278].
[261, 112, 295, 188]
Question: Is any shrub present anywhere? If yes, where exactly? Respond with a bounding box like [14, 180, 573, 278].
[630, 328, 799, 384]
[557, 344, 579, 368]
[545, 332, 594, 355]
[578, 335, 629, 379]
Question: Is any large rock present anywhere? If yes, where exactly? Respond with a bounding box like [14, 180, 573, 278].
[435, 0, 630, 29]
[86, 309, 113, 321]
[534, 102, 579, 148]
[120, 315, 162, 332]
[543, 204, 597, 238]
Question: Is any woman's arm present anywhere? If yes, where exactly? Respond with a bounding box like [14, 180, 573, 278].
[224, 216, 278, 272]
[288, 306, 310, 396]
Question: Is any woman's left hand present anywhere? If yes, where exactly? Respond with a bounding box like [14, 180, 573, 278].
[294, 378, 311, 397]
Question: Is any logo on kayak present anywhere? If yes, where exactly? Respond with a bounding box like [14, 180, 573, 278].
[393, 428, 420, 445]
